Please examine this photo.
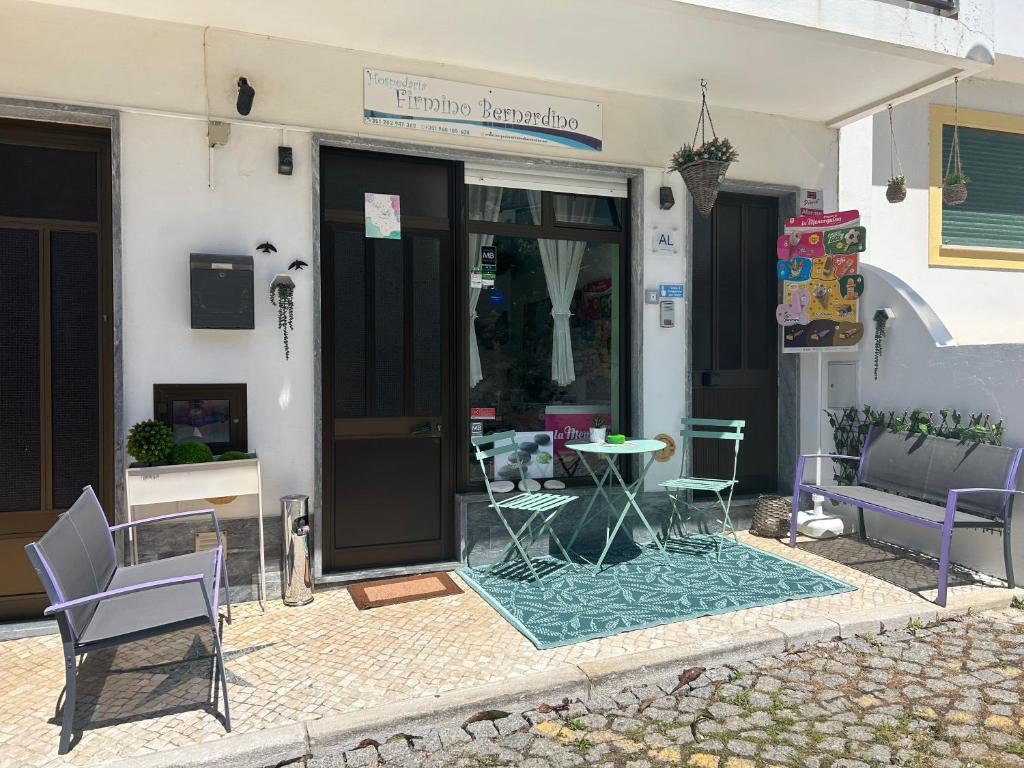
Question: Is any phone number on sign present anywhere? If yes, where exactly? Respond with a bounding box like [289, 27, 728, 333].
[365, 117, 470, 136]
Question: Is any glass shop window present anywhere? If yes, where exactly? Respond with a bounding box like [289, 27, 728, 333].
[553, 193, 624, 229]
[467, 184, 627, 487]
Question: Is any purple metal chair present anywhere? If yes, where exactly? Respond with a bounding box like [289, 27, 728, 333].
[24, 486, 231, 754]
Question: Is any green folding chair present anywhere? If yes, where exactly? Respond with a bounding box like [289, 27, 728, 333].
[472, 431, 578, 583]
[659, 417, 745, 560]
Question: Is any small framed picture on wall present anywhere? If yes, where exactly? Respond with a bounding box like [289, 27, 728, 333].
[153, 383, 248, 455]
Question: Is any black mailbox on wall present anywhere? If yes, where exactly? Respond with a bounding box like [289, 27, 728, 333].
[190, 253, 255, 329]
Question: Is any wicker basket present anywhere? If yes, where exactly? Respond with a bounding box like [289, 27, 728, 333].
[679, 159, 730, 218]
[885, 182, 906, 204]
[942, 182, 967, 206]
[750, 494, 791, 538]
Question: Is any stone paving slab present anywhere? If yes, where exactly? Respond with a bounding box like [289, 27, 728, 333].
[0, 533, 1014, 768]
[311, 607, 1024, 768]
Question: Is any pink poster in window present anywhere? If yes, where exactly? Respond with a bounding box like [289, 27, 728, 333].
[544, 405, 612, 458]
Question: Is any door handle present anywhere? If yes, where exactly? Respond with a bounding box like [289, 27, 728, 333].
[702, 371, 721, 387]
[410, 422, 433, 435]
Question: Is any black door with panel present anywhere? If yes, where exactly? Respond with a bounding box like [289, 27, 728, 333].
[0, 120, 113, 618]
[691, 193, 779, 495]
[321, 149, 456, 571]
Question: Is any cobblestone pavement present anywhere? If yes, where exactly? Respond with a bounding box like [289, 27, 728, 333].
[313, 607, 1024, 768]
[0, 533, 1010, 767]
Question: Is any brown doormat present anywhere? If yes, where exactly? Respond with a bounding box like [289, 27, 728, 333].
[347, 572, 463, 610]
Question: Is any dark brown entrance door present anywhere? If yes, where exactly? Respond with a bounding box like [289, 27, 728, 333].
[691, 193, 779, 495]
[321, 149, 456, 571]
[0, 119, 113, 619]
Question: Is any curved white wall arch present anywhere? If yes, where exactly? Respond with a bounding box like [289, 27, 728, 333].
[859, 262, 957, 348]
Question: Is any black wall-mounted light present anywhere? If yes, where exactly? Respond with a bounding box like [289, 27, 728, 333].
[236, 77, 255, 116]
[659, 186, 676, 210]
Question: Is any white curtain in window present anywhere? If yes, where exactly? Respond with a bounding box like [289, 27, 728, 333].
[533, 196, 597, 387]
[467, 185, 504, 388]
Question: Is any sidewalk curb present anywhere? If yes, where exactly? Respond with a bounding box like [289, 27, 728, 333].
[306, 665, 589, 753]
[89, 722, 308, 768]
[578, 629, 787, 696]
[771, 616, 841, 648]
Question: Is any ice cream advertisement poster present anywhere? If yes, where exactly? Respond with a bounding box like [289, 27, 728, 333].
[364, 193, 401, 239]
[777, 212, 865, 352]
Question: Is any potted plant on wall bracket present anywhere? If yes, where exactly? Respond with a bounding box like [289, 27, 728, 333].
[270, 274, 295, 360]
[669, 79, 738, 218]
[885, 104, 907, 203]
[943, 77, 968, 206]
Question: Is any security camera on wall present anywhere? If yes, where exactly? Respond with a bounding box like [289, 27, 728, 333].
[236, 77, 255, 116]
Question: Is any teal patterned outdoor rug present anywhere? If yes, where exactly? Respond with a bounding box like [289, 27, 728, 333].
[457, 535, 855, 649]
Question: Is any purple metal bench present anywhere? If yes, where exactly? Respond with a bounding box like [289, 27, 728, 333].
[789, 425, 1023, 607]
[24, 486, 231, 754]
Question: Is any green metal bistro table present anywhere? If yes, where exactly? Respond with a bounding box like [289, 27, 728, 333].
[565, 439, 669, 570]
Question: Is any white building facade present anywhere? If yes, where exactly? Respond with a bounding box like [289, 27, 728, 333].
[0, 0, 1007, 615]
[828, 0, 1024, 579]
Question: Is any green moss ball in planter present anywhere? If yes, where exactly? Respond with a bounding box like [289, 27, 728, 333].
[170, 440, 214, 465]
[217, 450, 250, 462]
[126, 419, 175, 466]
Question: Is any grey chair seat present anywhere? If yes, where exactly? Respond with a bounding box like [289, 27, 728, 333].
[78, 549, 220, 646]
[806, 484, 997, 527]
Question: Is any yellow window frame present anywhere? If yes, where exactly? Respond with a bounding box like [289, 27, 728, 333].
[929, 104, 1024, 271]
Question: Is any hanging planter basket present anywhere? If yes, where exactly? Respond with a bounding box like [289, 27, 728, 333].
[679, 159, 731, 218]
[670, 80, 737, 218]
[942, 181, 967, 206]
[942, 78, 969, 207]
[885, 105, 907, 205]
[886, 180, 907, 204]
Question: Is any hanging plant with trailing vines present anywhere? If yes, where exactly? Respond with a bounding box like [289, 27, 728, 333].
[270, 281, 295, 360]
[872, 310, 888, 380]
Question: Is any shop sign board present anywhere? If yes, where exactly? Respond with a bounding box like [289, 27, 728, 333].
[783, 209, 860, 233]
[799, 188, 824, 216]
[652, 227, 681, 254]
[364, 69, 603, 152]
[777, 210, 865, 352]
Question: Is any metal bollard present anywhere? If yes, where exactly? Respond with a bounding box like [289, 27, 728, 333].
[281, 494, 313, 606]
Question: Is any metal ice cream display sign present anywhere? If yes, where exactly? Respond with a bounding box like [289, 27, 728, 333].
[363, 69, 603, 151]
[777, 211, 865, 351]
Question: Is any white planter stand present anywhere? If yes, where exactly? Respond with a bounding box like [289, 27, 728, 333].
[125, 458, 266, 608]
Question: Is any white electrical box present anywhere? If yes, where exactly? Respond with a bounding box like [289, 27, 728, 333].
[827, 361, 859, 409]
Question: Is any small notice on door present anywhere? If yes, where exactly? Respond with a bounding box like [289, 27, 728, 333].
[480, 245, 497, 287]
[364, 193, 401, 239]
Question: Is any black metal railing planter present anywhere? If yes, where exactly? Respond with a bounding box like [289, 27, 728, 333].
[826, 405, 1005, 485]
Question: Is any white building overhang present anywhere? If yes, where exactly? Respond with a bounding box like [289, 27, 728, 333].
[17, 0, 995, 128]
